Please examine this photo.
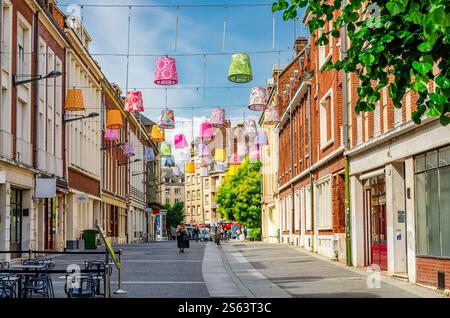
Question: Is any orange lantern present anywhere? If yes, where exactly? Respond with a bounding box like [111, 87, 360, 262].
[65, 89, 85, 111]
[185, 162, 195, 174]
[150, 125, 165, 142]
[106, 109, 123, 129]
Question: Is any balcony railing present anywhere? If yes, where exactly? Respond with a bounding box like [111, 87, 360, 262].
[15, 137, 32, 166]
[0, 130, 13, 159]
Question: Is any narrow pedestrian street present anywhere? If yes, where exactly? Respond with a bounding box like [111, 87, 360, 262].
[48, 241, 442, 298]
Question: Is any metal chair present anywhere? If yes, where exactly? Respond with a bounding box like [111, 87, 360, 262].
[21, 258, 53, 298]
[0, 262, 10, 270]
[84, 260, 111, 296]
[0, 276, 17, 298]
[64, 273, 97, 298]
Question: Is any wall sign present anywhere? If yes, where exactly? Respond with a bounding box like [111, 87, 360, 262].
[36, 178, 56, 198]
[397, 210, 406, 223]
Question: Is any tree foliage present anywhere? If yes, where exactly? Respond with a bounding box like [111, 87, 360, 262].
[272, 0, 450, 125]
[216, 159, 262, 229]
[164, 201, 185, 229]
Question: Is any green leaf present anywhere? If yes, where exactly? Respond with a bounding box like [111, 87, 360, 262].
[272, 2, 279, 12]
[361, 53, 375, 65]
[435, 76, 450, 89]
[381, 34, 395, 43]
[386, 1, 406, 15]
[440, 116, 450, 126]
[411, 80, 428, 92]
[412, 61, 433, 75]
[430, 93, 447, 105]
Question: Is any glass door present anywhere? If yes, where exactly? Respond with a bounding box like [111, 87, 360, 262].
[9, 189, 22, 258]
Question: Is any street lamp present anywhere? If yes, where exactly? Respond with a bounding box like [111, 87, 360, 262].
[13, 70, 62, 86]
[63, 112, 99, 124]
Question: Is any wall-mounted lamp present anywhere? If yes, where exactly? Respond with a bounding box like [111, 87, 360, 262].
[63, 112, 99, 124]
[13, 70, 62, 86]
[118, 158, 142, 166]
[100, 142, 125, 151]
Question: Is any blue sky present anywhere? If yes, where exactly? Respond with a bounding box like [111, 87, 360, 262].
[60, 0, 307, 150]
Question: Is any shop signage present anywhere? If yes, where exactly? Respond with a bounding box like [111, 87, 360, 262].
[36, 178, 56, 198]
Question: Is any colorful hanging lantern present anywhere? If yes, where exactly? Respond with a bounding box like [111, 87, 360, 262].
[105, 128, 119, 142]
[249, 147, 261, 162]
[198, 143, 210, 157]
[185, 162, 195, 174]
[248, 87, 268, 111]
[164, 156, 176, 167]
[160, 143, 172, 157]
[124, 91, 144, 112]
[215, 149, 226, 162]
[65, 89, 85, 111]
[244, 119, 258, 136]
[199, 122, 213, 142]
[200, 167, 209, 177]
[160, 109, 175, 129]
[237, 143, 247, 157]
[210, 108, 225, 127]
[151, 125, 165, 142]
[256, 131, 268, 146]
[144, 147, 156, 162]
[230, 153, 241, 166]
[263, 105, 279, 125]
[174, 134, 188, 149]
[228, 53, 253, 83]
[106, 110, 123, 130]
[215, 162, 225, 172]
[123, 142, 135, 157]
[154, 56, 178, 85]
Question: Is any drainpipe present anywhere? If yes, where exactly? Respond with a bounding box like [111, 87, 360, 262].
[0, 0, 3, 105]
[33, 12, 39, 169]
[307, 85, 314, 252]
[341, 0, 353, 266]
[289, 101, 295, 240]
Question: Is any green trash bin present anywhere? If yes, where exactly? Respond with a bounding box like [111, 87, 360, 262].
[83, 230, 98, 249]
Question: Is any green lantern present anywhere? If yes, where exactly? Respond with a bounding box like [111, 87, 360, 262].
[228, 53, 253, 83]
[160, 143, 172, 157]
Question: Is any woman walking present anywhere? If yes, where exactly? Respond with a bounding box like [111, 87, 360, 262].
[176, 223, 189, 253]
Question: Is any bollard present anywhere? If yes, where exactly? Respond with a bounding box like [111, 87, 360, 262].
[114, 249, 127, 294]
[104, 252, 110, 298]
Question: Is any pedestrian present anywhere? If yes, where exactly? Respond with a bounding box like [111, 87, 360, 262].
[243, 227, 248, 240]
[176, 223, 189, 253]
[193, 226, 200, 243]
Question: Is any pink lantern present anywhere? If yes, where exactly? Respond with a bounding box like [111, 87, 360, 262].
[244, 119, 257, 136]
[230, 153, 241, 166]
[256, 131, 268, 146]
[123, 142, 135, 157]
[210, 108, 225, 127]
[124, 91, 144, 112]
[198, 143, 210, 157]
[199, 122, 213, 141]
[105, 128, 119, 141]
[154, 57, 178, 85]
[174, 134, 188, 149]
[160, 109, 175, 129]
[248, 87, 268, 111]
[250, 146, 260, 161]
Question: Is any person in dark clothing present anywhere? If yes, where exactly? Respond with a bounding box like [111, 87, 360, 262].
[176, 223, 189, 253]
[192, 226, 200, 243]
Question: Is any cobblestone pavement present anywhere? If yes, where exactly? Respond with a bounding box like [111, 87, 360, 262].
[51, 240, 210, 298]
[223, 241, 443, 298]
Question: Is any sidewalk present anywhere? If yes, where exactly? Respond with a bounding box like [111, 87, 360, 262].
[215, 241, 444, 298]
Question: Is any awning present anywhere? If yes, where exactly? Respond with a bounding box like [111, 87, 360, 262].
[148, 202, 165, 210]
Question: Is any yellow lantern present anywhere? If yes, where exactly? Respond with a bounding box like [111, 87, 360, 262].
[65, 89, 85, 111]
[215, 149, 226, 162]
[185, 162, 195, 174]
[229, 165, 238, 176]
[106, 109, 123, 129]
[151, 125, 165, 142]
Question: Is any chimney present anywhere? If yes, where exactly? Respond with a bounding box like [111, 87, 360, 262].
[295, 37, 308, 56]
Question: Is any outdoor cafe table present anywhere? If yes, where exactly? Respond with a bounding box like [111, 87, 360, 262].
[9, 264, 46, 298]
